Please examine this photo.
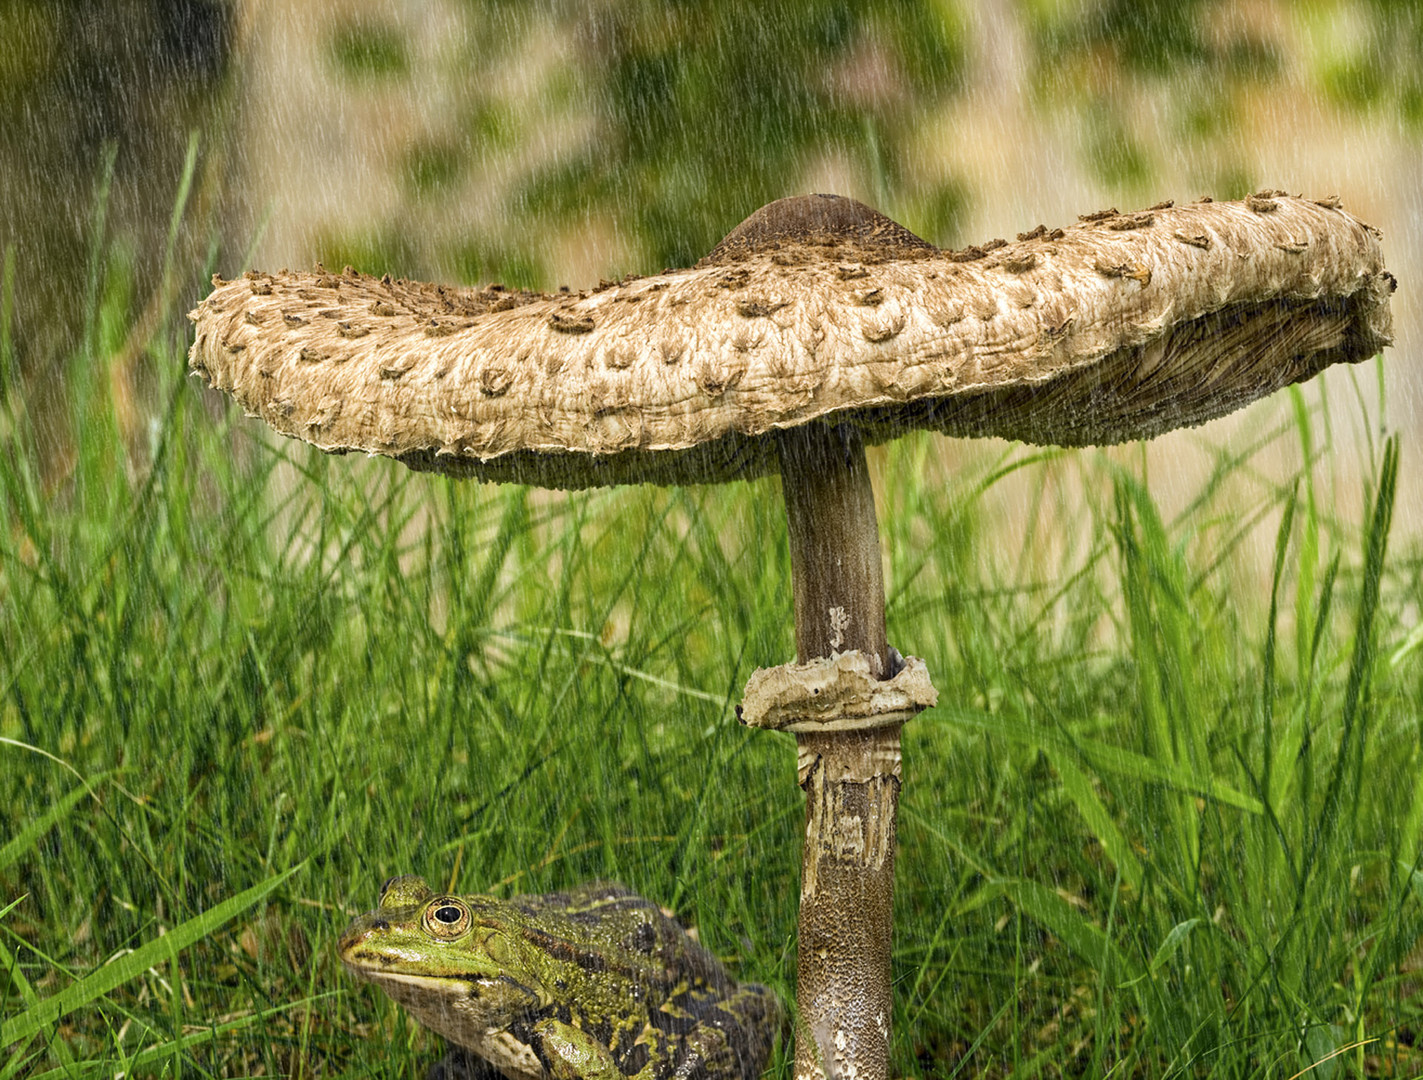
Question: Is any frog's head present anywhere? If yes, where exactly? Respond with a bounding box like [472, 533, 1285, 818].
[339, 875, 539, 1038]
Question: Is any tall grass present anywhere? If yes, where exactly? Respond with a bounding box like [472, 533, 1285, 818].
[1, 168, 1420, 1079]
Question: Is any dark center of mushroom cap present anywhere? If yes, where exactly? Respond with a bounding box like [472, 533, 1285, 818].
[700, 193, 938, 266]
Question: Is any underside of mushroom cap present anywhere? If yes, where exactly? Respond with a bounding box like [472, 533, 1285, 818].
[189, 193, 1394, 489]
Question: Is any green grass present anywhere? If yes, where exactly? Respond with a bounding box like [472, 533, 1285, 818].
[1, 182, 1421, 1080]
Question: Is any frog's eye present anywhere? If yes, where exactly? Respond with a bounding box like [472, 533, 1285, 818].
[423, 898, 471, 938]
[378, 877, 398, 902]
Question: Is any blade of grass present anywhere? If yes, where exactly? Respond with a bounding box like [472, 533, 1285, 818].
[1389, 620, 1423, 668]
[989, 877, 1140, 983]
[1115, 470, 1210, 885]
[160, 133, 199, 291]
[0, 244, 14, 399]
[0, 920, 37, 1008]
[1273, 552, 1339, 818]
[1148, 918, 1202, 976]
[943, 708, 1262, 814]
[1258, 487, 1298, 897]
[1290, 386, 1321, 680]
[20, 994, 341, 1080]
[1050, 751, 1144, 891]
[945, 995, 1016, 1080]
[1305, 436, 1397, 878]
[0, 782, 95, 874]
[79, 144, 118, 363]
[0, 908, 74, 1077]
[0, 863, 303, 1048]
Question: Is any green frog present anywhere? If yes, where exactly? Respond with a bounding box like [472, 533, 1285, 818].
[339, 876, 782, 1080]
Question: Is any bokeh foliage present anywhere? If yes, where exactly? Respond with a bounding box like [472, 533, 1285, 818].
[529, 0, 966, 268]
[3, 0, 1421, 371]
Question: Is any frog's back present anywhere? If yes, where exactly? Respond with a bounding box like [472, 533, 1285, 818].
[521, 883, 742, 993]
[644, 973, 782, 1080]
[522, 883, 783, 1079]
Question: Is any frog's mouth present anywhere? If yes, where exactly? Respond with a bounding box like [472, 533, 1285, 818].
[348, 968, 503, 1027]
[352, 969, 471, 994]
[361, 970, 473, 1008]
[345, 966, 539, 1026]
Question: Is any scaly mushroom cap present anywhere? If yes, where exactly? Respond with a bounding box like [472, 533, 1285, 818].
[188, 192, 1394, 488]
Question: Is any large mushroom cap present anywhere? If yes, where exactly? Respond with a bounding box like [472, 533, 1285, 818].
[189, 193, 1394, 489]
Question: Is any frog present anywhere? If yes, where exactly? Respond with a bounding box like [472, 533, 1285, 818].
[338, 876, 783, 1080]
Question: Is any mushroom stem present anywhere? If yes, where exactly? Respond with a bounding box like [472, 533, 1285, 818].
[780, 423, 889, 671]
[778, 423, 899, 1080]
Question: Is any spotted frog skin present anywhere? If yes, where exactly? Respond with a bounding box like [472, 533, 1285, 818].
[338, 877, 782, 1080]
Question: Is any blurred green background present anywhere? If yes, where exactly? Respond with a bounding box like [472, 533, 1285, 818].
[1, 0, 1419, 445]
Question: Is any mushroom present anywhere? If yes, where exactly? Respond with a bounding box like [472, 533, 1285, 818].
[189, 192, 1394, 1080]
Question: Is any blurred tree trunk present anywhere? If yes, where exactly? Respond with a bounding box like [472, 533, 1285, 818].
[0, 0, 234, 479]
